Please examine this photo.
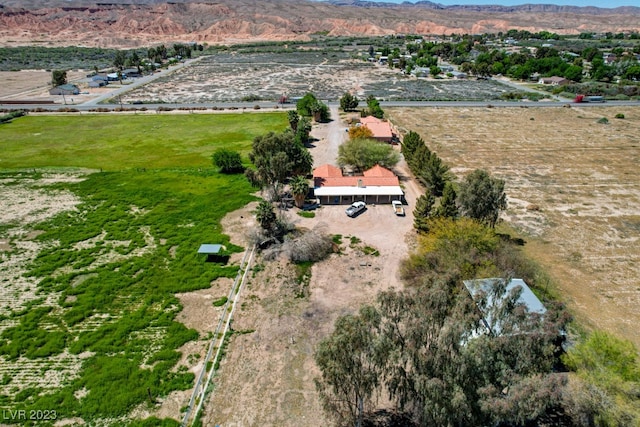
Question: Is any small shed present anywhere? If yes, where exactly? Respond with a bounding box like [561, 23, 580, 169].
[198, 244, 227, 263]
[463, 278, 546, 336]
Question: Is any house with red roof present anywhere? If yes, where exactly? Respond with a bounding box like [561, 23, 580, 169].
[313, 164, 404, 205]
[359, 116, 394, 142]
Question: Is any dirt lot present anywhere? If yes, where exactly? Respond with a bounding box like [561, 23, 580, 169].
[0, 70, 90, 102]
[388, 105, 640, 348]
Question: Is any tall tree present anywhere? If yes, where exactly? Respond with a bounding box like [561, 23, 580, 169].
[340, 92, 360, 112]
[246, 131, 313, 188]
[315, 306, 383, 427]
[338, 138, 400, 172]
[289, 175, 309, 208]
[255, 200, 277, 233]
[113, 50, 127, 71]
[401, 131, 425, 165]
[419, 152, 449, 197]
[287, 110, 299, 133]
[458, 169, 507, 228]
[413, 193, 435, 233]
[434, 181, 458, 219]
[51, 70, 67, 87]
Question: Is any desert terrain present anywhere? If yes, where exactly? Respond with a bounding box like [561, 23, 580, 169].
[0, 0, 638, 48]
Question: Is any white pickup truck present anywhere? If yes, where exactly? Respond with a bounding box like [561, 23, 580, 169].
[392, 200, 405, 216]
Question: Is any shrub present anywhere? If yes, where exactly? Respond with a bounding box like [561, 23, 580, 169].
[597, 117, 609, 124]
[615, 113, 625, 119]
[212, 296, 228, 307]
[212, 149, 244, 174]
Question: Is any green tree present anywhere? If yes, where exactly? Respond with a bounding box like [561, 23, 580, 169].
[337, 138, 400, 172]
[413, 193, 435, 233]
[296, 92, 319, 117]
[365, 96, 384, 119]
[434, 181, 458, 218]
[51, 70, 67, 87]
[255, 200, 277, 233]
[418, 152, 449, 197]
[287, 110, 299, 133]
[113, 50, 127, 71]
[212, 149, 243, 174]
[315, 306, 383, 427]
[246, 131, 313, 188]
[130, 51, 142, 74]
[289, 175, 309, 209]
[340, 92, 360, 111]
[401, 131, 424, 165]
[458, 169, 507, 228]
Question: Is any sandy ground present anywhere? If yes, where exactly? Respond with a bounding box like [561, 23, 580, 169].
[388, 105, 640, 349]
[0, 70, 90, 102]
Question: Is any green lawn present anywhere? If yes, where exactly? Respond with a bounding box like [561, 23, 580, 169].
[0, 112, 286, 425]
[0, 112, 287, 170]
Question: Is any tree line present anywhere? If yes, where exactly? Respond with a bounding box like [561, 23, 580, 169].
[315, 129, 640, 426]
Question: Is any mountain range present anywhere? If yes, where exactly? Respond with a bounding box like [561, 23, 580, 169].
[0, 0, 638, 48]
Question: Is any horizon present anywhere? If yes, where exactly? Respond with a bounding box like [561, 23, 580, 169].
[359, 0, 637, 8]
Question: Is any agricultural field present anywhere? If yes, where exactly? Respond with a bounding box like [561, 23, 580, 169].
[120, 51, 517, 104]
[388, 105, 640, 349]
[0, 112, 287, 425]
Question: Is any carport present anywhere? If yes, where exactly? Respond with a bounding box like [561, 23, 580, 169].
[314, 185, 404, 205]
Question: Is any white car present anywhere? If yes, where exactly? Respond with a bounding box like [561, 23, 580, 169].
[345, 201, 366, 217]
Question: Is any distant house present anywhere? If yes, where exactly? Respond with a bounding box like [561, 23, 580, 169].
[88, 80, 107, 88]
[463, 278, 547, 336]
[411, 67, 429, 77]
[451, 71, 467, 79]
[49, 84, 80, 96]
[122, 68, 142, 78]
[313, 164, 403, 205]
[359, 116, 394, 142]
[538, 76, 569, 86]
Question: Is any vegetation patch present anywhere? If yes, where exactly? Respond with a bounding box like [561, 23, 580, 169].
[212, 296, 229, 307]
[0, 113, 280, 424]
[296, 211, 315, 218]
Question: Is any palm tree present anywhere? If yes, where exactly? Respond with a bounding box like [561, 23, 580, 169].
[289, 175, 309, 208]
[255, 200, 276, 232]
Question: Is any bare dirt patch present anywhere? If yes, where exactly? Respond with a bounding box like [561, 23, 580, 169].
[388, 105, 640, 348]
[0, 70, 88, 101]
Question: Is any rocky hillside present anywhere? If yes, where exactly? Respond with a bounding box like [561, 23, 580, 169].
[0, 0, 638, 48]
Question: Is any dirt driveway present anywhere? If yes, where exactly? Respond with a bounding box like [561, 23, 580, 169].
[198, 111, 421, 427]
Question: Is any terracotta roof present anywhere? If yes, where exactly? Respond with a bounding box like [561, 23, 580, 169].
[313, 164, 399, 188]
[312, 164, 343, 178]
[362, 121, 393, 139]
[364, 164, 395, 177]
[360, 116, 384, 125]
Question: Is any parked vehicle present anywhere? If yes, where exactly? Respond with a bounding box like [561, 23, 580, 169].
[392, 200, 405, 216]
[345, 201, 366, 217]
[574, 94, 605, 103]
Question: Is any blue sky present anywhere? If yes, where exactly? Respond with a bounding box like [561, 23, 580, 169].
[369, 0, 638, 8]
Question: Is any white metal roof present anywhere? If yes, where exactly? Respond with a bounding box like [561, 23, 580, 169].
[314, 186, 404, 197]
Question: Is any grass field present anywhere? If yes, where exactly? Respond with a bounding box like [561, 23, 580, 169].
[0, 112, 287, 170]
[0, 112, 287, 425]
